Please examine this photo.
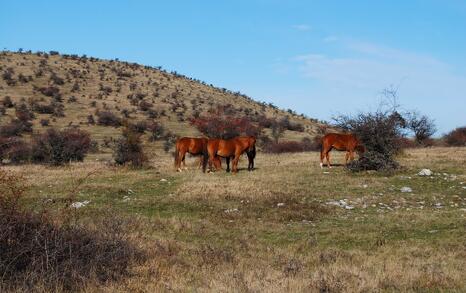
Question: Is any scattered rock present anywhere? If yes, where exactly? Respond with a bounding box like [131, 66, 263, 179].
[277, 203, 285, 207]
[326, 199, 354, 210]
[400, 187, 412, 193]
[362, 184, 368, 188]
[418, 169, 433, 176]
[224, 208, 239, 213]
[70, 200, 90, 208]
[160, 178, 168, 182]
[122, 196, 131, 202]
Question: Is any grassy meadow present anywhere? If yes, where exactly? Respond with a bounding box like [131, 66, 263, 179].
[3, 146, 465, 292]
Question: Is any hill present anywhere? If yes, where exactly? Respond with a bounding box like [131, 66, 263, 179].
[0, 51, 326, 149]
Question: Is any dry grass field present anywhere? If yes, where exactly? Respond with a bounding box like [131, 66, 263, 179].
[3, 146, 465, 292]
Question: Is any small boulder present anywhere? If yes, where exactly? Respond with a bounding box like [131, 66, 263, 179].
[400, 187, 413, 193]
[418, 169, 433, 176]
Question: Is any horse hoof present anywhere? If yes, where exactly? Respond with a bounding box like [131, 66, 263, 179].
[177, 168, 182, 172]
[319, 163, 323, 169]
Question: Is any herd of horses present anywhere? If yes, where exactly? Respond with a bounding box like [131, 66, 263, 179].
[174, 133, 365, 173]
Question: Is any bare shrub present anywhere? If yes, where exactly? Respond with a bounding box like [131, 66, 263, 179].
[0, 120, 25, 137]
[406, 111, 436, 145]
[113, 127, 147, 167]
[147, 121, 165, 141]
[2, 96, 14, 108]
[334, 110, 405, 171]
[0, 137, 30, 163]
[38, 86, 60, 97]
[96, 110, 121, 127]
[31, 128, 91, 165]
[0, 170, 143, 291]
[190, 107, 261, 139]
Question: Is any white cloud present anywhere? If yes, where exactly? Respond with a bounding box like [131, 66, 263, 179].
[292, 24, 311, 31]
[292, 40, 466, 132]
[295, 41, 466, 95]
[323, 36, 338, 42]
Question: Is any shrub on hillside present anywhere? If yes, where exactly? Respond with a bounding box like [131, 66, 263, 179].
[147, 121, 165, 141]
[0, 120, 25, 137]
[130, 121, 148, 133]
[38, 86, 60, 97]
[31, 128, 91, 165]
[96, 110, 121, 127]
[190, 107, 261, 139]
[113, 127, 147, 167]
[15, 102, 35, 122]
[2, 96, 14, 108]
[443, 127, 466, 146]
[0, 137, 30, 163]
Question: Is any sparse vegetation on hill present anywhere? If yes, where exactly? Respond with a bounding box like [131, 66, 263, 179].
[0, 50, 325, 155]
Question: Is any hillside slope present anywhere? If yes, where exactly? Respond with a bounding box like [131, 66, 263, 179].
[0, 51, 325, 145]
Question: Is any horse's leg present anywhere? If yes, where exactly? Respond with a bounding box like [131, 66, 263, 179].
[207, 149, 215, 172]
[182, 153, 187, 170]
[197, 155, 203, 169]
[320, 147, 326, 168]
[349, 150, 355, 161]
[176, 150, 185, 172]
[247, 151, 253, 171]
[232, 153, 240, 174]
[326, 150, 332, 168]
[345, 151, 350, 166]
[226, 157, 230, 172]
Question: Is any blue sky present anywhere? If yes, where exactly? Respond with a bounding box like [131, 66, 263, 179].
[1, 0, 465, 134]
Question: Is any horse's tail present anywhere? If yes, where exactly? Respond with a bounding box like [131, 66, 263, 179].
[174, 141, 180, 168]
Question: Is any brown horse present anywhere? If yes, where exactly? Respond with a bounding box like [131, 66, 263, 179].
[207, 136, 256, 173]
[320, 133, 365, 168]
[174, 137, 208, 172]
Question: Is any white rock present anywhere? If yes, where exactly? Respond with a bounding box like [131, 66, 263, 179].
[362, 184, 368, 188]
[160, 178, 168, 182]
[345, 205, 355, 210]
[418, 169, 433, 176]
[224, 208, 239, 213]
[277, 203, 285, 207]
[400, 187, 412, 193]
[71, 200, 90, 208]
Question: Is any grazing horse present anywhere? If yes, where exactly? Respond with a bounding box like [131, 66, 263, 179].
[207, 136, 256, 173]
[174, 137, 208, 172]
[320, 133, 365, 168]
